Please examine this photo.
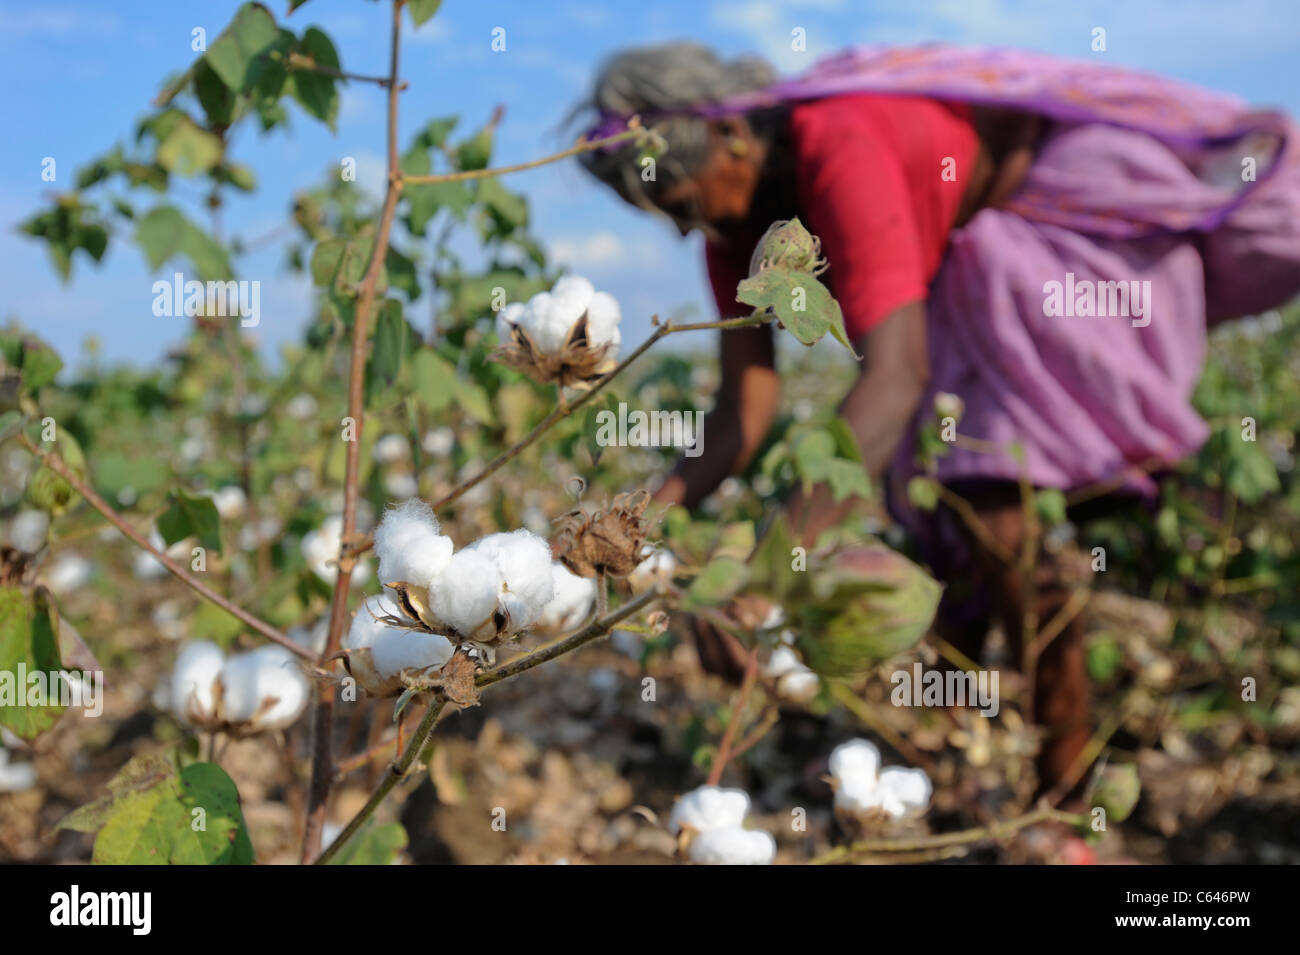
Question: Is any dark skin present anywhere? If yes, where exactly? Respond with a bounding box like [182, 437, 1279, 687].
[640, 108, 1090, 796]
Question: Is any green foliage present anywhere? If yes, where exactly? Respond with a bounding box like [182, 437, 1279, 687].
[58, 750, 254, 864]
[158, 488, 223, 553]
[326, 819, 409, 864]
[0, 587, 66, 739]
[736, 267, 855, 353]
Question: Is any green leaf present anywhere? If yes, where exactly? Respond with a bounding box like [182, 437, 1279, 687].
[411, 349, 457, 413]
[194, 59, 236, 127]
[385, 246, 420, 300]
[407, 0, 444, 27]
[367, 299, 408, 401]
[287, 27, 340, 128]
[406, 181, 471, 235]
[135, 205, 232, 281]
[158, 489, 223, 554]
[90, 760, 255, 865]
[736, 267, 854, 354]
[792, 429, 835, 494]
[327, 819, 408, 865]
[747, 514, 797, 603]
[906, 475, 940, 512]
[204, 2, 280, 92]
[456, 126, 494, 172]
[685, 557, 749, 608]
[0, 587, 66, 740]
[411, 116, 457, 151]
[477, 177, 527, 230]
[825, 458, 872, 503]
[1034, 488, 1068, 526]
[156, 118, 223, 176]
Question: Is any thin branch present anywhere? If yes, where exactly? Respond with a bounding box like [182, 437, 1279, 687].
[810, 807, 1086, 865]
[401, 126, 645, 185]
[314, 586, 662, 864]
[932, 483, 1015, 566]
[16, 434, 310, 660]
[300, 0, 406, 863]
[706, 644, 760, 786]
[280, 50, 393, 87]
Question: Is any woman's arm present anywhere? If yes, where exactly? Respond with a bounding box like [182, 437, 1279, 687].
[786, 299, 930, 543]
[654, 322, 778, 509]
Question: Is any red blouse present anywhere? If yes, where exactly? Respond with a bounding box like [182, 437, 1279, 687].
[705, 93, 978, 339]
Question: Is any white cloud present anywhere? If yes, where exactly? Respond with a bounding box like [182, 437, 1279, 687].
[550, 232, 627, 268]
[0, 6, 121, 38]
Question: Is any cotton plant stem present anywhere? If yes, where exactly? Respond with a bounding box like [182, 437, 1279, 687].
[810, 807, 1087, 865]
[16, 433, 311, 660]
[313, 696, 447, 865]
[706, 644, 761, 786]
[300, 0, 406, 864]
[401, 127, 645, 184]
[315, 587, 662, 863]
[429, 313, 768, 513]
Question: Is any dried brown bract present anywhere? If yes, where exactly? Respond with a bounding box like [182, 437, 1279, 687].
[553, 489, 651, 578]
[492, 313, 617, 391]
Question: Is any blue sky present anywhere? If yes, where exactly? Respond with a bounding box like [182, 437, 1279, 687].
[4, 0, 1299, 371]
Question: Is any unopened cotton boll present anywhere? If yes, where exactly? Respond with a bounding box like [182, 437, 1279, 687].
[535, 563, 597, 634]
[687, 825, 776, 865]
[668, 785, 751, 834]
[429, 548, 505, 639]
[372, 498, 453, 589]
[170, 641, 224, 727]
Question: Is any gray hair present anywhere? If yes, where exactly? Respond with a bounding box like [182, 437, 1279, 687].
[573, 43, 778, 219]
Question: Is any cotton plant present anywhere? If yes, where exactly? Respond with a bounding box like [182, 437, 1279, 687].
[344, 594, 456, 699]
[828, 739, 932, 829]
[627, 544, 678, 594]
[352, 498, 559, 672]
[163, 640, 310, 738]
[492, 275, 622, 389]
[667, 785, 776, 865]
[762, 640, 821, 704]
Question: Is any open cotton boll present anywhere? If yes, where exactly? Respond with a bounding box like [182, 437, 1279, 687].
[494, 301, 527, 342]
[829, 738, 881, 787]
[171, 641, 224, 726]
[628, 547, 677, 593]
[210, 485, 247, 520]
[345, 595, 399, 651]
[687, 825, 776, 865]
[762, 646, 820, 703]
[373, 499, 453, 589]
[668, 785, 751, 834]
[219, 646, 309, 732]
[44, 553, 93, 593]
[517, 292, 569, 354]
[535, 563, 597, 633]
[372, 628, 455, 680]
[584, 291, 622, 352]
[373, 433, 410, 464]
[429, 548, 505, 638]
[8, 509, 50, 554]
[466, 529, 555, 629]
[0, 749, 38, 793]
[550, 275, 595, 322]
[872, 767, 932, 818]
[301, 516, 344, 583]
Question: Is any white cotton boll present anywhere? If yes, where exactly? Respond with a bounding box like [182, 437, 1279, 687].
[374, 433, 410, 463]
[0, 749, 38, 793]
[286, 393, 318, 420]
[628, 547, 677, 593]
[584, 290, 622, 352]
[245, 647, 310, 731]
[550, 275, 595, 325]
[372, 628, 455, 679]
[687, 825, 776, 865]
[668, 785, 751, 834]
[429, 549, 504, 638]
[522, 292, 573, 354]
[873, 767, 932, 818]
[495, 301, 526, 342]
[829, 738, 881, 786]
[833, 775, 883, 814]
[171, 641, 224, 726]
[422, 427, 455, 457]
[211, 486, 247, 520]
[346, 595, 400, 651]
[301, 516, 343, 583]
[778, 669, 821, 703]
[383, 472, 419, 500]
[762, 645, 803, 679]
[372, 499, 453, 589]
[467, 530, 554, 629]
[44, 553, 92, 593]
[536, 563, 596, 633]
